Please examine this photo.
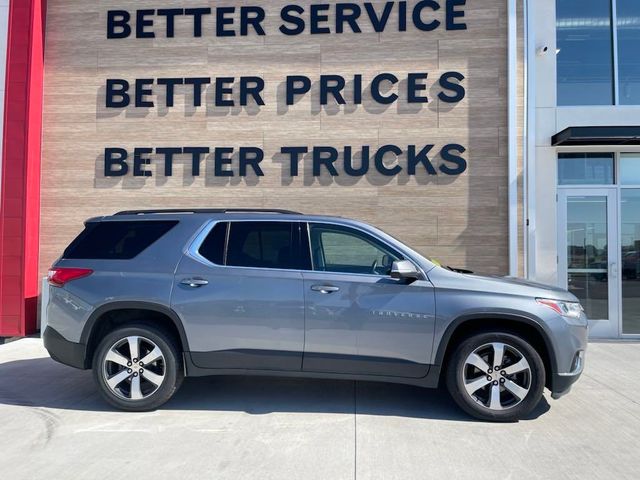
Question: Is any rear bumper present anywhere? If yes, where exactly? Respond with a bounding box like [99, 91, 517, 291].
[43, 326, 88, 369]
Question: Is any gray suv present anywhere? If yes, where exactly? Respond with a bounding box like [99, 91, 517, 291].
[43, 209, 587, 421]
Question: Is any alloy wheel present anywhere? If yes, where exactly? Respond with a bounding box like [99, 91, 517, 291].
[102, 335, 166, 401]
[462, 342, 531, 411]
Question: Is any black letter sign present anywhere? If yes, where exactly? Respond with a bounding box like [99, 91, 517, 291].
[106, 79, 130, 108]
[438, 72, 466, 103]
[104, 148, 129, 176]
[107, 10, 131, 39]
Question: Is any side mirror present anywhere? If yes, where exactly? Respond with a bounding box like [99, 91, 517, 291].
[390, 260, 420, 281]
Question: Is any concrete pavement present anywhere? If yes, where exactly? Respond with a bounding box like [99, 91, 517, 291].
[0, 339, 639, 479]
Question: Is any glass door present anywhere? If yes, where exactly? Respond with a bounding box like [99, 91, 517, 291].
[558, 189, 618, 337]
[621, 189, 640, 335]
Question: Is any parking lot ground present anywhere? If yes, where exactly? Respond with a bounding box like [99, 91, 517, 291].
[1, 338, 639, 480]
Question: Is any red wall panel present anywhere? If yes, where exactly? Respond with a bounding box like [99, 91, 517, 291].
[0, 0, 46, 337]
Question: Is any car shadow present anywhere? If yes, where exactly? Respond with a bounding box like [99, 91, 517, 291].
[0, 357, 550, 422]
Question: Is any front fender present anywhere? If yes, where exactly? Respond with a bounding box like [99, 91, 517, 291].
[432, 311, 558, 373]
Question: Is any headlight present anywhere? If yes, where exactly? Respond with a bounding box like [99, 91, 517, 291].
[537, 298, 585, 324]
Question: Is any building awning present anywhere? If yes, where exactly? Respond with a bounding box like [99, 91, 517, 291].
[552, 126, 640, 146]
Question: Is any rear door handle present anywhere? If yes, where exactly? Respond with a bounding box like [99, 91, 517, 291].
[311, 285, 340, 294]
[180, 278, 209, 288]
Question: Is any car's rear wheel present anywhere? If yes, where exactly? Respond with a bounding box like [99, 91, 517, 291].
[92, 324, 183, 411]
[445, 332, 545, 422]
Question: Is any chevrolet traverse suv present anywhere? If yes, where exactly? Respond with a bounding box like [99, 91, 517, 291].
[43, 209, 587, 421]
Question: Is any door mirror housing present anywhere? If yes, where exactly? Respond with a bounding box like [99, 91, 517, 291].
[390, 260, 420, 281]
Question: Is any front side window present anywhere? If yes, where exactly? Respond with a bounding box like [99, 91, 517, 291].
[556, 0, 614, 106]
[309, 224, 401, 275]
[225, 222, 301, 270]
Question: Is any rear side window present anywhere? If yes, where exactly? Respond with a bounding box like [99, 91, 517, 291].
[226, 222, 299, 270]
[64, 221, 178, 260]
[198, 222, 228, 265]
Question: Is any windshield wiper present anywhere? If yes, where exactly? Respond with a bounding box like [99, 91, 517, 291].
[445, 266, 474, 274]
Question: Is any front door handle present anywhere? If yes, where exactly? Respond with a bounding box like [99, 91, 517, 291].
[180, 278, 209, 288]
[311, 285, 340, 294]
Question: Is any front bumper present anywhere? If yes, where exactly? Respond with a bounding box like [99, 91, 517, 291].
[550, 349, 585, 399]
[43, 326, 88, 370]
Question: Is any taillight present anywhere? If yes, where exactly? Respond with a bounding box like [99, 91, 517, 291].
[48, 268, 93, 287]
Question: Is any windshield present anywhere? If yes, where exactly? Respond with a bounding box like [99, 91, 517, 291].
[371, 225, 439, 268]
[373, 225, 470, 272]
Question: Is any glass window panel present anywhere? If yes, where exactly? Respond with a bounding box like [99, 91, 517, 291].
[556, 0, 614, 105]
[617, 0, 640, 105]
[558, 153, 615, 185]
[566, 196, 609, 320]
[63, 221, 178, 260]
[199, 222, 227, 265]
[309, 224, 401, 275]
[226, 222, 301, 270]
[621, 189, 640, 333]
[568, 272, 610, 320]
[566, 196, 609, 270]
[620, 153, 640, 185]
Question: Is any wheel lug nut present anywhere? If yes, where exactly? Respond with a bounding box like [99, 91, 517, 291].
[139, 369, 144, 374]
[133, 358, 138, 363]
[127, 369, 132, 374]
[495, 366, 500, 371]
[501, 371, 506, 376]
[500, 378, 506, 384]
[139, 362, 144, 367]
[127, 362, 132, 367]
[493, 381, 499, 386]
[488, 369, 493, 374]
[133, 372, 138, 377]
[487, 375, 492, 381]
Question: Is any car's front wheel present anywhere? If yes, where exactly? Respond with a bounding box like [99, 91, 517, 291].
[445, 332, 545, 422]
[92, 324, 183, 411]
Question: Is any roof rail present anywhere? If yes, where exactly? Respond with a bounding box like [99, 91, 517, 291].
[114, 208, 302, 216]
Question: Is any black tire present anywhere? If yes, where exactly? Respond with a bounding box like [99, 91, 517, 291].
[445, 332, 545, 422]
[92, 323, 184, 411]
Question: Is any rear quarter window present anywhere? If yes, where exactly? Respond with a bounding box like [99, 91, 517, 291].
[198, 222, 228, 265]
[63, 221, 178, 260]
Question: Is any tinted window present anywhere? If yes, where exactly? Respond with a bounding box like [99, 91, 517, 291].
[64, 221, 178, 260]
[557, 0, 614, 105]
[617, 0, 640, 105]
[309, 224, 401, 275]
[226, 222, 300, 270]
[558, 153, 615, 185]
[199, 222, 228, 264]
